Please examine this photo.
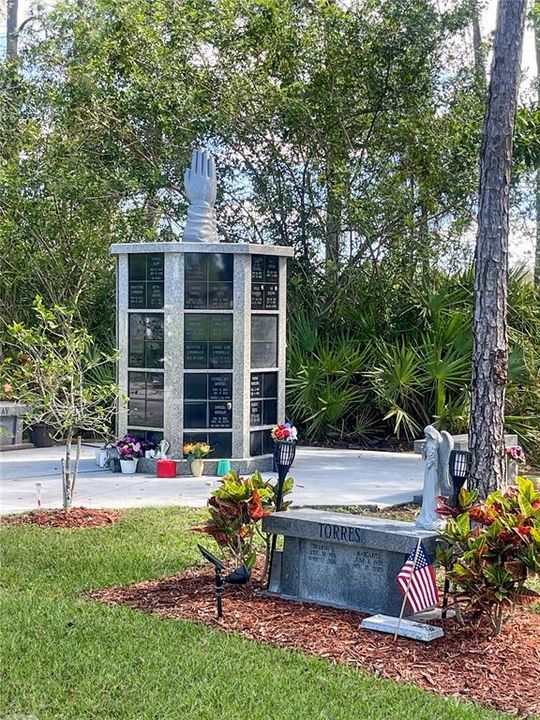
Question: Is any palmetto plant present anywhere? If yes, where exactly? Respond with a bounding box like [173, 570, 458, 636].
[287, 266, 540, 459]
[366, 341, 426, 439]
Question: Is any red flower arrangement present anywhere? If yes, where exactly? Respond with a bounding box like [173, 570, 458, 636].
[271, 423, 298, 443]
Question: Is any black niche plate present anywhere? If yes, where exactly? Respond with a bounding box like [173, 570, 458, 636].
[209, 374, 232, 400]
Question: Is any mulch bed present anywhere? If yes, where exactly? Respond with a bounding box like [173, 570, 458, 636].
[89, 564, 540, 718]
[4, 507, 122, 528]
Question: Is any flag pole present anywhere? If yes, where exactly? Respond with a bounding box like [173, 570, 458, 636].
[393, 537, 422, 642]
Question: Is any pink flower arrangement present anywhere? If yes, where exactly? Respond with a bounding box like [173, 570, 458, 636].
[506, 446, 526, 464]
[116, 434, 143, 460]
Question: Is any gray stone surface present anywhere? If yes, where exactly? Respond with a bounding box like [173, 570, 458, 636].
[137, 456, 273, 475]
[360, 614, 444, 641]
[263, 508, 437, 616]
[0, 402, 32, 446]
[110, 242, 294, 257]
[1, 445, 425, 514]
[413, 433, 518, 454]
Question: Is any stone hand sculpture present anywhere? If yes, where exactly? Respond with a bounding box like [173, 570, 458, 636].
[183, 148, 218, 243]
[416, 425, 454, 531]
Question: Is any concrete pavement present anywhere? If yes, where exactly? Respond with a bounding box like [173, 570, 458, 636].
[0, 444, 424, 514]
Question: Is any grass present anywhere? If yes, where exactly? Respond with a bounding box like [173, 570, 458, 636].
[0, 507, 523, 720]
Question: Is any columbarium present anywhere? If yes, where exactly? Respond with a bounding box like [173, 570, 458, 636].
[111, 150, 293, 471]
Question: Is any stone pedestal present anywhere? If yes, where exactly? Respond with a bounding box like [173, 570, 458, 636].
[413, 433, 518, 454]
[110, 242, 292, 472]
[263, 509, 438, 616]
[0, 402, 32, 448]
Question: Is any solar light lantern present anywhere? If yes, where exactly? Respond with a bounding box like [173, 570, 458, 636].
[267, 424, 297, 588]
[197, 544, 250, 619]
[448, 449, 472, 508]
[273, 439, 296, 512]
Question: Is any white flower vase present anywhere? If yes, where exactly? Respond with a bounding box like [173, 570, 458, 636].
[190, 458, 204, 477]
[120, 458, 139, 474]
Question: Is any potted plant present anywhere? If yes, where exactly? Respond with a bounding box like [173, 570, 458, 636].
[183, 442, 211, 476]
[116, 434, 143, 473]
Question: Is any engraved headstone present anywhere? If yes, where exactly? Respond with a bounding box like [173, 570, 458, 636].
[263, 508, 437, 616]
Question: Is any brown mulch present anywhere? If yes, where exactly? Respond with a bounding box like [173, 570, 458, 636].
[4, 507, 122, 528]
[89, 564, 540, 718]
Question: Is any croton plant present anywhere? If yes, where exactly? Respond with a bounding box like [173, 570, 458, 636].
[438, 477, 540, 635]
[193, 470, 293, 574]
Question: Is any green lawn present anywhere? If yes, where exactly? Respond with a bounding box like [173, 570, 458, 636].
[0, 507, 518, 720]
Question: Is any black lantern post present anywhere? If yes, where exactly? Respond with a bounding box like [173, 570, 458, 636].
[448, 449, 472, 508]
[441, 449, 472, 620]
[267, 438, 297, 588]
[273, 440, 297, 512]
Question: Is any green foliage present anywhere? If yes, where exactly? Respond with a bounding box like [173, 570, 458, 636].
[193, 471, 294, 571]
[287, 266, 540, 460]
[0, 0, 484, 343]
[0, 296, 124, 508]
[440, 478, 540, 635]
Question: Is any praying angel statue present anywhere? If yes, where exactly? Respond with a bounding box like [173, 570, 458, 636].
[183, 148, 218, 243]
[415, 425, 454, 531]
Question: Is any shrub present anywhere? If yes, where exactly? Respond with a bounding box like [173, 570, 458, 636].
[193, 471, 293, 574]
[439, 478, 540, 634]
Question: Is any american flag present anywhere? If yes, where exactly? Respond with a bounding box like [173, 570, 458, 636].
[397, 542, 439, 613]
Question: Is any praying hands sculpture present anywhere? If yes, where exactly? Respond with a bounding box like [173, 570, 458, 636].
[183, 148, 218, 243]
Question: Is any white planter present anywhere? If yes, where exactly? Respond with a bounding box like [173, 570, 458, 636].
[120, 459, 139, 474]
[190, 458, 204, 477]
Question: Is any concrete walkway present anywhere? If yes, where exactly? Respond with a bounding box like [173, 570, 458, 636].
[0, 444, 424, 514]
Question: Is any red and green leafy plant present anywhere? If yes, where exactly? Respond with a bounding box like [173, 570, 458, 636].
[193, 470, 293, 574]
[438, 477, 540, 635]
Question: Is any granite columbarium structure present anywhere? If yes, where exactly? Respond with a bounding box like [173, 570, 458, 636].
[111, 149, 293, 472]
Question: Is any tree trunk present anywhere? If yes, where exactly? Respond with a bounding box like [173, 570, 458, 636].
[535, 13, 540, 287]
[6, 0, 18, 59]
[469, 0, 527, 498]
[470, 0, 485, 82]
[63, 432, 73, 510]
[325, 178, 341, 265]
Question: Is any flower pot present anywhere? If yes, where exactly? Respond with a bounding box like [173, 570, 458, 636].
[157, 459, 177, 478]
[190, 458, 204, 477]
[30, 422, 55, 448]
[120, 459, 139, 474]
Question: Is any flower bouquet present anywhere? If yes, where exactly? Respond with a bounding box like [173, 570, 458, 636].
[270, 423, 298, 443]
[506, 445, 526, 484]
[183, 442, 212, 477]
[116, 434, 143, 474]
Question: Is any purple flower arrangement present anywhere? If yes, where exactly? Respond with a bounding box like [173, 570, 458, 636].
[116, 434, 143, 460]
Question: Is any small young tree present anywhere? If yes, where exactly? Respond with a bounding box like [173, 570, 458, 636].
[0, 296, 123, 509]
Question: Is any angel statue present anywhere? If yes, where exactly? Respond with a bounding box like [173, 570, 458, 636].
[183, 148, 218, 243]
[415, 425, 454, 531]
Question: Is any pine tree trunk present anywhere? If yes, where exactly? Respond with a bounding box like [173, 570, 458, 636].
[535, 13, 540, 287]
[469, 0, 527, 499]
[470, 0, 485, 82]
[6, 0, 19, 59]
